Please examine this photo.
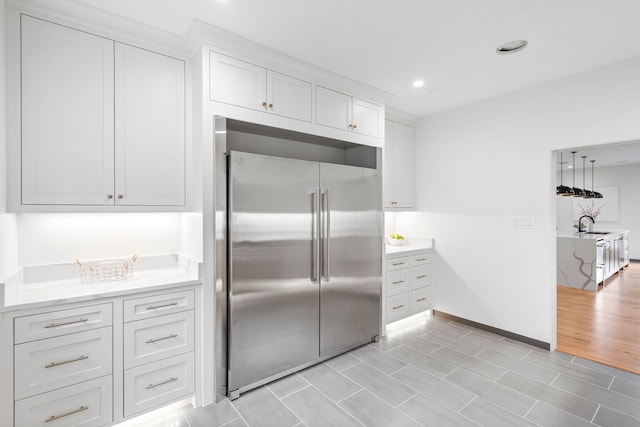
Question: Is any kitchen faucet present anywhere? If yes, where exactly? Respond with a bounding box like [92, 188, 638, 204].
[578, 215, 595, 233]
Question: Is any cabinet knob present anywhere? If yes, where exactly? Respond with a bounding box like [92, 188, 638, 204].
[107, 194, 113, 199]
[262, 101, 267, 107]
[268, 103, 274, 109]
[352, 124, 358, 129]
[348, 124, 353, 129]
[117, 194, 123, 199]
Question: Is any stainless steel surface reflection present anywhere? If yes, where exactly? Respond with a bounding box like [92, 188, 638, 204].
[227, 151, 381, 397]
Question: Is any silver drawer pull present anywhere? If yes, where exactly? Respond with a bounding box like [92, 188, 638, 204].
[392, 262, 405, 266]
[416, 298, 427, 302]
[146, 377, 178, 390]
[146, 302, 178, 310]
[392, 304, 405, 310]
[416, 275, 427, 279]
[45, 406, 88, 423]
[44, 318, 89, 329]
[416, 258, 427, 261]
[45, 355, 88, 368]
[392, 280, 404, 285]
[146, 334, 178, 344]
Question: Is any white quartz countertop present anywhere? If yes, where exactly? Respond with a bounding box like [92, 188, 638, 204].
[0, 254, 201, 312]
[385, 237, 434, 257]
[557, 229, 628, 240]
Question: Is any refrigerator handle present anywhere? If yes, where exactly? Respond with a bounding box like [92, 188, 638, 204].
[321, 188, 330, 282]
[311, 188, 319, 283]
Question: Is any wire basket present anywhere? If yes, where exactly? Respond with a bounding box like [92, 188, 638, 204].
[76, 255, 137, 283]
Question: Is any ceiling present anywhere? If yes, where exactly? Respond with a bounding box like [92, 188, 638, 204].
[67, 0, 640, 168]
[558, 142, 640, 170]
[72, 0, 640, 118]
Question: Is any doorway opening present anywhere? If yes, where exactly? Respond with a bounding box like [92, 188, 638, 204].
[554, 141, 640, 374]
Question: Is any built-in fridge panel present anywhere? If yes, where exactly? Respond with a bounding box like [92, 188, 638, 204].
[228, 151, 321, 395]
[319, 163, 382, 356]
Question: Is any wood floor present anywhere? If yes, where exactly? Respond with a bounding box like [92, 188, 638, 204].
[557, 261, 640, 374]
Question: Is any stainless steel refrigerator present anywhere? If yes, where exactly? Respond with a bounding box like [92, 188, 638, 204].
[227, 150, 382, 398]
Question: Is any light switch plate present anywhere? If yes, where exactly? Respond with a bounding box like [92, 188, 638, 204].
[511, 216, 535, 229]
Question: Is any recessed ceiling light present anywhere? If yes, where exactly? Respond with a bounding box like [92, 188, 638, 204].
[412, 79, 424, 88]
[496, 40, 528, 55]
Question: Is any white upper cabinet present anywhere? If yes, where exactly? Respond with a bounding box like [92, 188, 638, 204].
[210, 53, 312, 122]
[21, 15, 115, 205]
[316, 86, 383, 138]
[115, 43, 185, 206]
[384, 120, 415, 209]
[19, 15, 186, 208]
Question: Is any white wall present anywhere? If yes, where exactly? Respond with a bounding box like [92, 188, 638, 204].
[398, 56, 640, 345]
[557, 163, 640, 259]
[15, 213, 187, 266]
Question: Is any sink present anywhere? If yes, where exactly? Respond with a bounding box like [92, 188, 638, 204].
[584, 231, 610, 235]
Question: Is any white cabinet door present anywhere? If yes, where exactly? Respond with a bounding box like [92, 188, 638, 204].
[15, 376, 113, 427]
[384, 120, 415, 209]
[15, 327, 112, 399]
[383, 123, 394, 208]
[266, 70, 312, 122]
[115, 43, 186, 206]
[317, 86, 383, 138]
[316, 86, 352, 131]
[21, 15, 115, 205]
[393, 122, 415, 208]
[352, 97, 383, 137]
[210, 53, 266, 111]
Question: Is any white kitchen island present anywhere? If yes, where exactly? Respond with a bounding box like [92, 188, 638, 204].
[557, 230, 629, 291]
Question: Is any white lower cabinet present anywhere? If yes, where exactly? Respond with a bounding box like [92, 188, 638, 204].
[124, 353, 195, 418]
[15, 327, 112, 399]
[6, 285, 200, 427]
[384, 250, 431, 326]
[123, 290, 196, 418]
[15, 376, 113, 427]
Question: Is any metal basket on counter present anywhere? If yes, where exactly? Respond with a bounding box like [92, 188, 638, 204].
[75, 255, 138, 283]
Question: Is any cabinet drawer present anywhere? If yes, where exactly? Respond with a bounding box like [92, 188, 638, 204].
[124, 290, 194, 322]
[410, 265, 430, 290]
[410, 287, 431, 315]
[15, 327, 112, 400]
[124, 352, 194, 418]
[385, 269, 409, 296]
[386, 293, 410, 324]
[15, 303, 112, 344]
[409, 253, 430, 266]
[385, 257, 409, 271]
[124, 311, 194, 369]
[15, 375, 112, 427]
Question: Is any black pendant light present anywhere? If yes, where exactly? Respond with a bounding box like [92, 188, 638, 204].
[556, 152, 574, 196]
[581, 156, 595, 198]
[590, 160, 604, 199]
[570, 151, 585, 197]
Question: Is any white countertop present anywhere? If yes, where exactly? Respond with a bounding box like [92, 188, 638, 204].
[557, 229, 628, 240]
[0, 254, 201, 312]
[385, 237, 434, 257]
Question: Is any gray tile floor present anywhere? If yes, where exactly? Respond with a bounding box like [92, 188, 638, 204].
[139, 314, 640, 427]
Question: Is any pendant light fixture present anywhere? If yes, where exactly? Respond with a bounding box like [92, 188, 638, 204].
[570, 151, 585, 197]
[581, 156, 594, 198]
[590, 160, 604, 199]
[556, 152, 574, 196]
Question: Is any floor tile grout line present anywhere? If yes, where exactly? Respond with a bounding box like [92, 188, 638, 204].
[522, 399, 539, 419]
[393, 391, 419, 409]
[607, 375, 615, 390]
[456, 395, 477, 414]
[590, 404, 601, 424]
[265, 383, 306, 427]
